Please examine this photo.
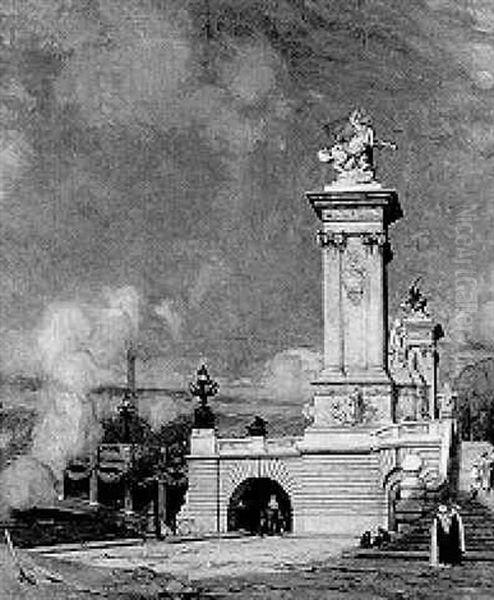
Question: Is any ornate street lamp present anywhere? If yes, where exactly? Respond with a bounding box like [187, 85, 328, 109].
[117, 389, 137, 444]
[189, 364, 218, 429]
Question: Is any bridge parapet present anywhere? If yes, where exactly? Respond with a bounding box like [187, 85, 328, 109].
[374, 420, 443, 445]
[216, 436, 301, 457]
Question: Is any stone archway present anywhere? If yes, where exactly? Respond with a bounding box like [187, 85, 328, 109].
[383, 467, 402, 532]
[227, 477, 292, 535]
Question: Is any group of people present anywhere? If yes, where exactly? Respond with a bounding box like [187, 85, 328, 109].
[359, 527, 391, 549]
[470, 451, 494, 498]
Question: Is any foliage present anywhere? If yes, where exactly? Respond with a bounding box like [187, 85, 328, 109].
[100, 411, 192, 526]
[455, 358, 494, 442]
[0, 407, 37, 471]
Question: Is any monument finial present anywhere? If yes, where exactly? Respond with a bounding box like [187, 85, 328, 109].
[318, 108, 396, 187]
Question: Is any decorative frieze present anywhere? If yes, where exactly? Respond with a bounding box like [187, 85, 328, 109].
[323, 207, 382, 222]
[313, 384, 391, 427]
[316, 230, 387, 254]
[316, 230, 348, 251]
[362, 231, 387, 254]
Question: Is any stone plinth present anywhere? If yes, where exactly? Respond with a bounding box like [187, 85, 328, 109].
[402, 314, 439, 419]
[400, 453, 425, 500]
[190, 428, 216, 455]
[306, 187, 402, 429]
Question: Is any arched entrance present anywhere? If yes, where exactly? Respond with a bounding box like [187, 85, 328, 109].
[227, 477, 292, 535]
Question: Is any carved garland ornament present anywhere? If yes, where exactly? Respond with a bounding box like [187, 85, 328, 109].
[329, 387, 365, 426]
[343, 248, 366, 305]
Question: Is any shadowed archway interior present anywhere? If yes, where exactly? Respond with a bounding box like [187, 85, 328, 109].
[227, 477, 292, 534]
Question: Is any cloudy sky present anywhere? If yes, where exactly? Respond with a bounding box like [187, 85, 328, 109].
[0, 0, 493, 395]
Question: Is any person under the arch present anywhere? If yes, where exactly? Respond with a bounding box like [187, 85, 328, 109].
[430, 502, 465, 567]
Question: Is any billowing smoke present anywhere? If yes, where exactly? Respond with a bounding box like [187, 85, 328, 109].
[154, 299, 183, 342]
[0, 286, 139, 515]
[254, 347, 321, 404]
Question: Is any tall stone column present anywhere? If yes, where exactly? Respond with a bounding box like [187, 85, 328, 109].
[305, 188, 402, 434]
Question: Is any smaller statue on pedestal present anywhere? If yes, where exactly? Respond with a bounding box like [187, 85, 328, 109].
[401, 278, 429, 319]
[318, 108, 396, 186]
[388, 317, 408, 373]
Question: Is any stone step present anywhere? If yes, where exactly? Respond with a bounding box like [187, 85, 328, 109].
[350, 548, 494, 561]
[359, 487, 494, 557]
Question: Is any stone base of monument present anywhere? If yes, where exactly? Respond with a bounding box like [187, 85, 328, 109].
[294, 447, 386, 535]
[309, 382, 394, 431]
[298, 427, 375, 452]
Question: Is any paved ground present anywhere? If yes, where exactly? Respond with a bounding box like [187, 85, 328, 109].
[30, 535, 355, 579]
[2, 536, 494, 598]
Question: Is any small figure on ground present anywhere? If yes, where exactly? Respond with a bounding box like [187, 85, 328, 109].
[266, 494, 280, 535]
[374, 526, 391, 547]
[258, 508, 267, 537]
[430, 503, 465, 567]
[359, 530, 372, 549]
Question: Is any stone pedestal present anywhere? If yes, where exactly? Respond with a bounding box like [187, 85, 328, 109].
[400, 454, 425, 500]
[306, 187, 402, 433]
[389, 310, 443, 422]
[190, 428, 216, 455]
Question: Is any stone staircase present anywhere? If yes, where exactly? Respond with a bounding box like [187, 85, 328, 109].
[353, 491, 494, 560]
[385, 492, 494, 552]
[298, 452, 385, 534]
[354, 438, 494, 559]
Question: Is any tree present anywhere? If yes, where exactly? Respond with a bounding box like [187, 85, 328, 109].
[455, 358, 494, 442]
[100, 411, 192, 527]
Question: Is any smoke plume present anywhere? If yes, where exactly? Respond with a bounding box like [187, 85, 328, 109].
[0, 286, 139, 514]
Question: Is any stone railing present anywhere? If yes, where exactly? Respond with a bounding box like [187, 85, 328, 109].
[216, 436, 300, 456]
[438, 418, 455, 481]
[376, 418, 456, 488]
[374, 421, 435, 443]
[216, 437, 260, 454]
[266, 437, 302, 453]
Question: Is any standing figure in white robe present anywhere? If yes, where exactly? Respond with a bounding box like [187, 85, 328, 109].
[430, 503, 465, 567]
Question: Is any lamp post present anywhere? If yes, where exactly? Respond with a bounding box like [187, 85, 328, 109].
[190, 364, 218, 429]
[117, 389, 137, 444]
[116, 352, 139, 514]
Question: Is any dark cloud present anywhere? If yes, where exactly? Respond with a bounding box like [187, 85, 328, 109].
[0, 0, 493, 391]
